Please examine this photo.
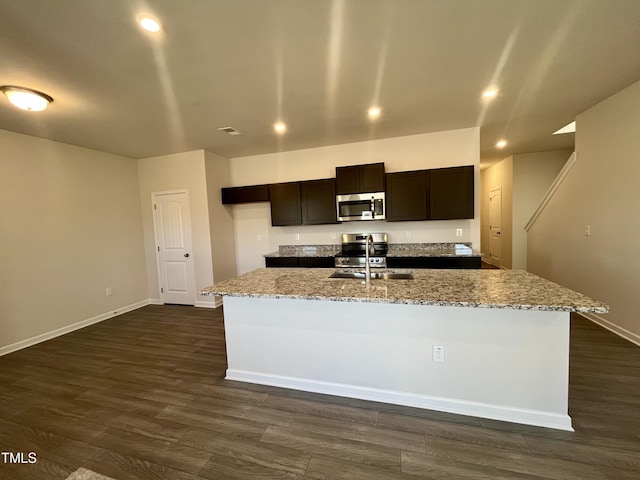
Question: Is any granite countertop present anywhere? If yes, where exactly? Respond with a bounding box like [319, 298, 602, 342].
[387, 243, 478, 257]
[200, 268, 609, 313]
[264, 245, 340, 258]
[264, 243, 479, 258]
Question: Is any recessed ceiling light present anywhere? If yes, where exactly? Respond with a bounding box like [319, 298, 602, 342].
[482, 88, 498, 99]
[368, 106, 382, 119]
[139, 16, 161, 32]
[552, 121, 576, 135]
[274, 122, 287, 134]
[496, 139, 507, 148]
[0, 85, 53, 111]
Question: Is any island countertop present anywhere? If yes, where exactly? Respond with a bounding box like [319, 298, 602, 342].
[200, 268, 608, 313]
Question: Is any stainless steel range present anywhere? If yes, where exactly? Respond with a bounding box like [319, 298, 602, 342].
[334, 233, 388, 268]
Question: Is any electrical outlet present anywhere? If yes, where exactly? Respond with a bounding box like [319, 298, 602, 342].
[295, 233, 300, 240]
[456, 228, 463, 237]
[432, 345, 445, 363]
[256, 234, 262, 242]
[405, 230, 412, 239]
[584, 225, 591, 236]
[105, 287, 113, 297]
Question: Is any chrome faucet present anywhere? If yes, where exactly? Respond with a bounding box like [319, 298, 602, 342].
[364, 233, 374, 283]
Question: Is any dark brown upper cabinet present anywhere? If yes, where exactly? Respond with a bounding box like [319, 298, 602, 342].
[385, 170, 429, 222]
[301, 178, 338, 225]
[385, 165, 474, 222]
[429, 166, 474, 220]
[335, 163, 385, 194]
[268, 182, 302, 226]
[221, 184, 269, 204]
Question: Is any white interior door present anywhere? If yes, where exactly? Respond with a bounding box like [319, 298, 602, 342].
[489, 187, 502, 268]
[153, 191, 196, 305]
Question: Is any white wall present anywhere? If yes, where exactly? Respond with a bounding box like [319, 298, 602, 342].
[229, 128, 480, 274]
[137, 151, 214, 302]
[0, 129, 148, 353]
[528, 80, 640, 344]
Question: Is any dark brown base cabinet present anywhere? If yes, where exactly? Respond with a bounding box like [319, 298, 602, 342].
[265, 257, 335, 268]
[387, 256, 481, 269]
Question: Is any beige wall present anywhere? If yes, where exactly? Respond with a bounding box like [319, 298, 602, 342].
[204, 150, 237, 284]
[528, 80, 640, 344]
[137, 151, 215, 304]
[0, 129, 148, 353]
[481, 150, 569, 269]
[229, 128, 480, 274]
[481, 157, 513, 268]
[512, 151, 571, 270]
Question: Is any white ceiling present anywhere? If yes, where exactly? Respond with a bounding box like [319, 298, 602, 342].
[1, 0, 639, 168]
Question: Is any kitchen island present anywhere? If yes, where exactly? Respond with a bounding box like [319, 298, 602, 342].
[200, 268, 608, 431]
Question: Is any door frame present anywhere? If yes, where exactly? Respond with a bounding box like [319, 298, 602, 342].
[151, 189, 196, 305]
[489, 186, 502, 268]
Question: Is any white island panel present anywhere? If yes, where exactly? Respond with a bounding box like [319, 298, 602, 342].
[223, 295, 571, 431]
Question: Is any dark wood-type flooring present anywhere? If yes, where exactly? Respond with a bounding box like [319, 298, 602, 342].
[1, 305, 639, 479]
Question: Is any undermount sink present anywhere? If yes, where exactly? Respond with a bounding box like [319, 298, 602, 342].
[329, 270, 414, 280]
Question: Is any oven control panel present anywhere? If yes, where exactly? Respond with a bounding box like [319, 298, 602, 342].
[334, 256, 387, 268]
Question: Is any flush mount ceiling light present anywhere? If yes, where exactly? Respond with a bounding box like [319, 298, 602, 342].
[553, 121, 576, 135]
[274, 122, 287, 134]
[0, 85, 53, 111]
[496, 139, 507, 148]
[368, 106, 382, 119]
[139, 16, 161, 32]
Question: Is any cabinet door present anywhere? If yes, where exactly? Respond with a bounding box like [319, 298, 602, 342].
[385, 171, 428, 221]
[429, 166, 474, 220]
[268, 182, 302, 226]
[301, 178, 338, 225]
[221, 185, 269, 204]
[335, 165, 361, 194]
[386, 256, 481, 269]
[360, 163, 386, 192]
[265, 257, 299, 267]
[336, 163, 385, 194]
[298, 256, 335, 268]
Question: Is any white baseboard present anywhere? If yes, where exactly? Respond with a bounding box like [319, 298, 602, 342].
[582, 312, 640, 347]
[226, 369, 574, 431]
[148, 298, 163, 305]
[0, 299, 150, 357]
[196, 297, 221, 308]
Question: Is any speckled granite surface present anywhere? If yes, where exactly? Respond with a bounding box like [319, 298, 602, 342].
[387, 243, 478, 257]
[265, 245, 340, 258]
[200, 268, 608, 313]
[264, 243, 479, 258]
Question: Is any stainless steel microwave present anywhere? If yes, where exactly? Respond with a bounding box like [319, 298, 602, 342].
[336, 192, 385, 221]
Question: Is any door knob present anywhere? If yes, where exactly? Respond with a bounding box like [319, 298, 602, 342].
[184, 253, 190, 258]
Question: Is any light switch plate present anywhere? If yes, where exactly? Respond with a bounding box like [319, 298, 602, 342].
[433, 345, 445, 363]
